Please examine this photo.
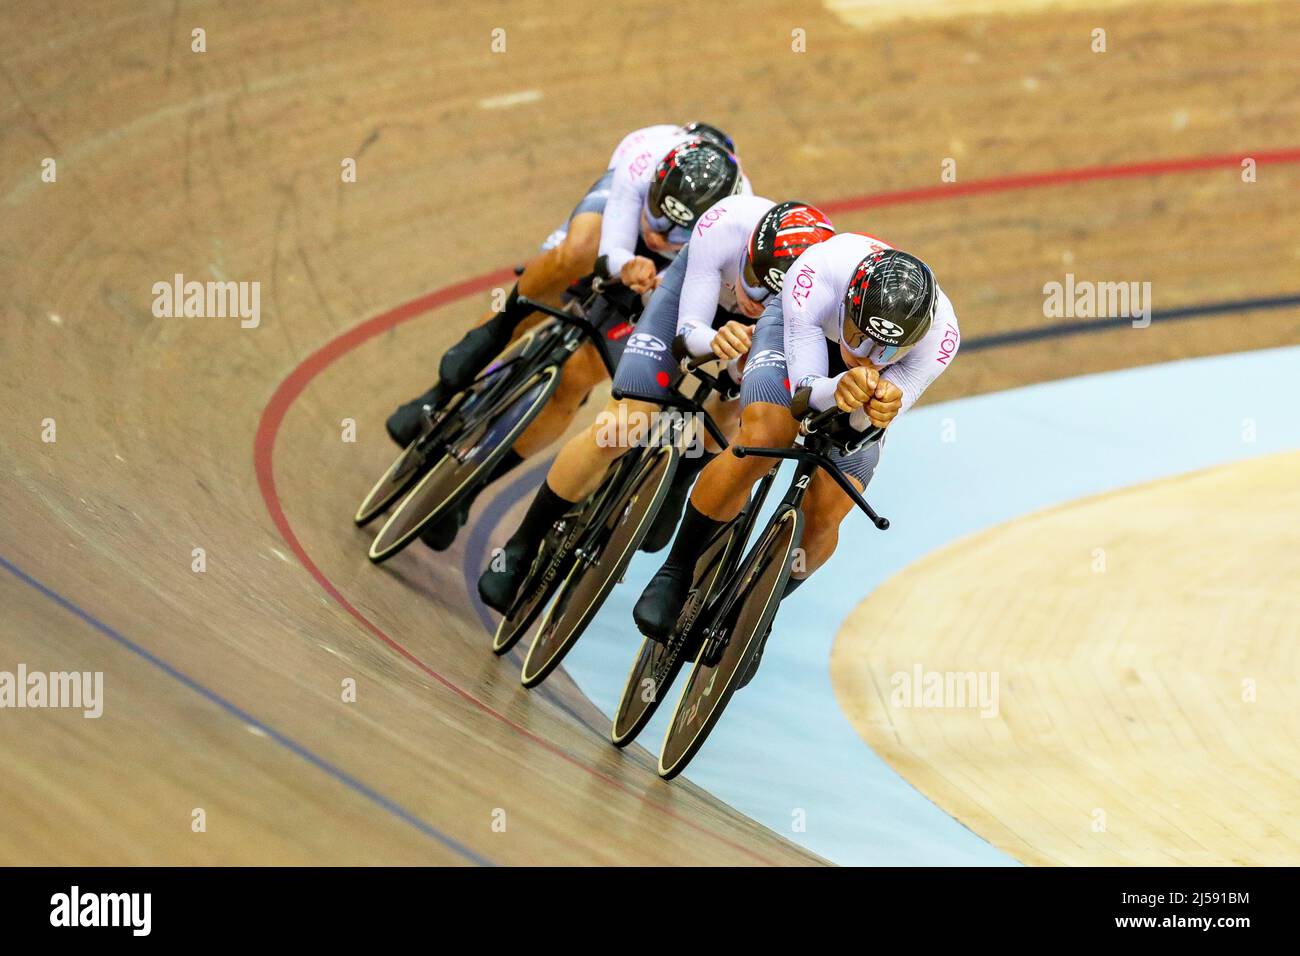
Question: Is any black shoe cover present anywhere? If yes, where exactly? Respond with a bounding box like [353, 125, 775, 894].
[477, 538, 532, 613]
[632, 565, 693, 642]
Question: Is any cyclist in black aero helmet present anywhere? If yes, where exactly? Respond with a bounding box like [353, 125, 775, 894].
[840, 248, 938, 366]
[609, 140, 745, 295]
[646, 141, 742, 232]
[634, 234, 961, 673]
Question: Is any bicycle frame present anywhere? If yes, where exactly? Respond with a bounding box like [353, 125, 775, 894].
[516, 294, 623, 379]
[506, 331, 739, 632]
[411, 283, 624, 461]
[676, 463, 778, 640]
[410, 324, 558, 454]
[690, 413, 890, 660]
[566, 350, 737, 564]
[732, 418, 890, 531]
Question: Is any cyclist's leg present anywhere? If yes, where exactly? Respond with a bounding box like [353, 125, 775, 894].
[638, 383, 736, 553]
[474, 390, 658, 614]
[387, 174, 609, 445]
[476, 390, 656, 612]
[794, 445, 878, 580]
[517, 212, 604, 306]
[736, 440, 879, 687]
[550, 395, 660, 499]
[690, 400, 796, 520]
[437, 213, 605, 396]
[479, 253, 689, 610]
[634, 306, 797, 639]
[510, 336, 607, 458]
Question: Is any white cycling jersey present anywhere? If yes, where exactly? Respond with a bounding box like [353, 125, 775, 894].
[605, 124, 683, 171]
[599, 129, 753, 279]
[781, 232, 961, 414]
[675, 194, 776, 357]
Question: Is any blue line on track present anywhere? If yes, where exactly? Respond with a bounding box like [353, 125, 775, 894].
[11, 291, 1293, 865]
[0, 552, 494, 867]
[964, 293, 1300, 351]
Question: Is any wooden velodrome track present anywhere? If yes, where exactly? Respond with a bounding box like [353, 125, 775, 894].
[1, 0, 1296, 864]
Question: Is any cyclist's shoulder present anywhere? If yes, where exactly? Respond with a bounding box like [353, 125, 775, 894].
[933, 284, 959, 331]
[608, 124, 682, 163]
[692, 194, 773, 242]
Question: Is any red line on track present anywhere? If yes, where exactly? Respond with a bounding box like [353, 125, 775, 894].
[820, 147, 1300, 214]
[253, 268, 782, 864]
[253, 146, 1300, 865]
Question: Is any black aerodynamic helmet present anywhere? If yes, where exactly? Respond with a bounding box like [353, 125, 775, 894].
[741, 201, 836, 299]
[645, 141, 743, 231]
[682, 121, 735, 153]
[839, 249, 938, 364]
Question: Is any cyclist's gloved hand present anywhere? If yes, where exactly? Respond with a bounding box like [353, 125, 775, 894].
[619, 256, 659, 294]
[865, 379, 904, 429]
[834, 366, 879, 413]
[710, 321, 753, 361]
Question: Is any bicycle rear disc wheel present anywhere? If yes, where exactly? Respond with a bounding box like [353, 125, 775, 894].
[610, 514, 745, 747]
[353, 329, 542, 527]
[657, 507, 801, 779]
[368, 365, 559, 563]
[521, 445, 676, 688]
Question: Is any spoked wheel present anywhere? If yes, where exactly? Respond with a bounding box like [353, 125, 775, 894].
[520, 445, 676, 689]
[610, 515, 746, 748]
[368, 365, 559, 563]
[657, 507, 802, 779]
[353, 329, 542, 527]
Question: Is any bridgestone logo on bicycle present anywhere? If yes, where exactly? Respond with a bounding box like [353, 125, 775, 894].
[594, 405, 706, 458]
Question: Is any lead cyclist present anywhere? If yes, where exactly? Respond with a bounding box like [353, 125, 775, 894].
[633, 233, 962, 682]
